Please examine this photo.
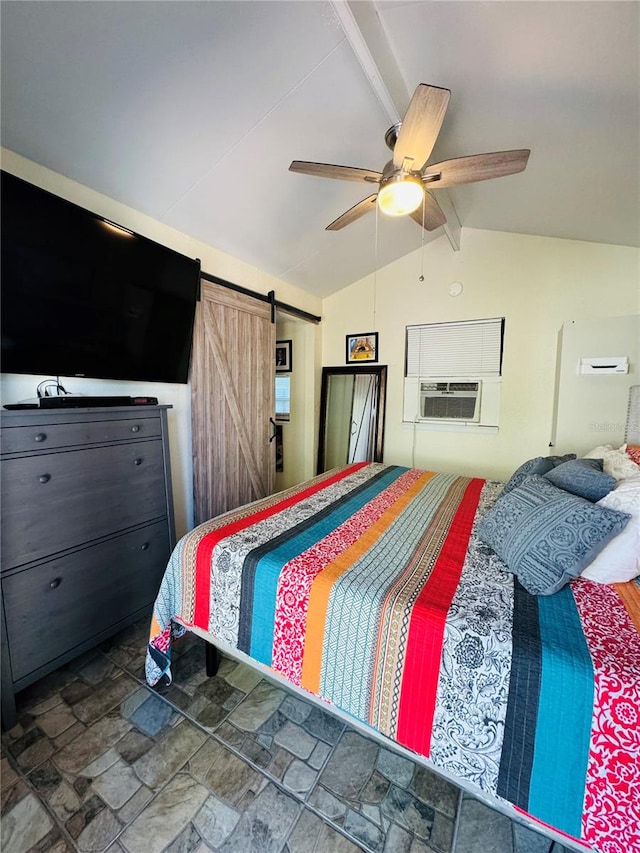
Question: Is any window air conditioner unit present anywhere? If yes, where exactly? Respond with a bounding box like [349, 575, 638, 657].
[419, 381, 481, 422]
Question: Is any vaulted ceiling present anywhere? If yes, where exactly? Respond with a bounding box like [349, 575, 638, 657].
[2, 1, 638, 297]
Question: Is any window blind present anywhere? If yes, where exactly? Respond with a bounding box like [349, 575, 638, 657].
[275, 375, 291, 421]
[405, 317, 504, 378]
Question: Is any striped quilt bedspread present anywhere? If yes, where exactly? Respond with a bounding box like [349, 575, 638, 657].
[146, 463, 640, 853]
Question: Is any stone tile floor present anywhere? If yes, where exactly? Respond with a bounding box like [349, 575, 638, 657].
[1, 619, 577, 853]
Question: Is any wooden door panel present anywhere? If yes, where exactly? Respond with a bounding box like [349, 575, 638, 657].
[191, 281, 275, 524]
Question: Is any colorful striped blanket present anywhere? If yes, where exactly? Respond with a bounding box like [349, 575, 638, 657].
[146, 463, 640, 853]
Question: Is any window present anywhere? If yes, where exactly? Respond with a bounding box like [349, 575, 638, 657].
[403, 317, 504, 428]
[405, 317, 504, 378]
[275, 375, 291, 422]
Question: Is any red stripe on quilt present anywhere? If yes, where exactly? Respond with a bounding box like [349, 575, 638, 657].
[192, 463, 369, 630]
[572, 580, 640, 853]
[396, 478, 485, 757]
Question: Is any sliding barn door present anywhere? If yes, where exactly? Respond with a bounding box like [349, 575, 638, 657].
[191, 281, 275, 525]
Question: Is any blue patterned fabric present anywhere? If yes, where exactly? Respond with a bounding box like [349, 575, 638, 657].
[544, 457, 615, 502]
[477, 474, 630, 594]
[502, 454, 576, 495]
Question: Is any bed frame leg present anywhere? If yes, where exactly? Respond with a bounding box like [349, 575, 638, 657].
[205, 642, 220, 677]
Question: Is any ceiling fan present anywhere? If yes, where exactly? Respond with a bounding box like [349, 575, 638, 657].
[289, 83, 530, 232]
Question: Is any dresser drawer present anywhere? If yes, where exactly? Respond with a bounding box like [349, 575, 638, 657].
[2, 440, 168, 570]
[2, 521, 170, 683]
[1, 415, 161, 455]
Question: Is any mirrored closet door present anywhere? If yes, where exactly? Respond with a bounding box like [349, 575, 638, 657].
[317, 365, 387, 474]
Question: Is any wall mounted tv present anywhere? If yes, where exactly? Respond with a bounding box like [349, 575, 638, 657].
[1, 171, 201, 384]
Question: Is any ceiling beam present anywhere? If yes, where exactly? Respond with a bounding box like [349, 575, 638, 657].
[330, 0, 402, 126]
[431, 191, 461, 251]
[330, 0, 461, 251]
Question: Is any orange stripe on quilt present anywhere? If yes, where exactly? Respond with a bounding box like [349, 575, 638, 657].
[150, 614, 162, 639]
[614, 580, 640, 633]
[300, 470, 435, 695]
[396, 477, 485, 758]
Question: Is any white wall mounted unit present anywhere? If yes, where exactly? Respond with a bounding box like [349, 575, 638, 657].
[403, 376, 501, 427]
[578, 356, 629, 375]
[552, 315, 639, 456]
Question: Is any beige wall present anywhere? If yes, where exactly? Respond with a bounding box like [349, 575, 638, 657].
[322, 227, 640, 481]
[0, 149, 322, 536]
[553, 314, 640, 456]
[4, 147, 639, 522]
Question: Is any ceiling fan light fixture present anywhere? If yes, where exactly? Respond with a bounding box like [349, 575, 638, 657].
[377, 175, 424, 217]
[290, 85, 530, 233]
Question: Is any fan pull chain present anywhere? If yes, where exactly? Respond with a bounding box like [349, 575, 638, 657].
[419, 193, 426, 282]
[373, 201, 379, 329]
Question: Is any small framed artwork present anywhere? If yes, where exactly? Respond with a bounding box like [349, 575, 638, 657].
[275, 339, 292, 373]
[346, 332, 378, 364]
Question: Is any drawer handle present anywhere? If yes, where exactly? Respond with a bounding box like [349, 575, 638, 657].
[131, 425, 141, 433]
[39, 474, 51, 484]
[141, 542, 150, 551]
[134, 458, 143, 466]
[49, 577, 62, 590]
[34, 432, 47, 443]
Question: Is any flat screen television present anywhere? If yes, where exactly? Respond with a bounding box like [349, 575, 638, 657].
[1, 171, 201, 384]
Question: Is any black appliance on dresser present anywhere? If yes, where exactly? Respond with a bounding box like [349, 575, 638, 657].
[0, 405, 175, 729]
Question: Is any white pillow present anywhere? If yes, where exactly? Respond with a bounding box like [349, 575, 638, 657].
[581, 475, 640, 584]
[583, 445, 640, 481]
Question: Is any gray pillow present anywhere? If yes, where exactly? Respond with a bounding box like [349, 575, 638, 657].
[477, 474, 630, 595]
[544, 458, 615, 502]
[502, 453, 576, 494]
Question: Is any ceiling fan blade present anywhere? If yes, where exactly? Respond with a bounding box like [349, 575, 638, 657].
[393, 84, 451, 172]
[423, 149, 530, 187]
[409, 191, 447, 231]
[326, 194, 378, 231]
[289, 161, 381, 183]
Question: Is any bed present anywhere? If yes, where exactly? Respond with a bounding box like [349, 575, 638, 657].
[147, 408, 640, 853]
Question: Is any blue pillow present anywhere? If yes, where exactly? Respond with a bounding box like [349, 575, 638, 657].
[544, 458, 615, 502]
[502, 453, 576, 494]
[477, 474, 630, 595]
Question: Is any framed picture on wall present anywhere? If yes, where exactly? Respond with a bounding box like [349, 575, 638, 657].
[346, 332, 378, 363]
[275, 339, 292, 373]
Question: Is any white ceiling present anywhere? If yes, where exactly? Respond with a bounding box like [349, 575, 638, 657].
[2, 1, 638, 298]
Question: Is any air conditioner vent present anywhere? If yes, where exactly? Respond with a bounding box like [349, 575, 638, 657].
[419, 380, 480, 422]
[448, 382, 479, 392]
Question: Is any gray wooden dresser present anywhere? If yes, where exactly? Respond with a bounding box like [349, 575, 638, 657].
[0, 405, 176, 729]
